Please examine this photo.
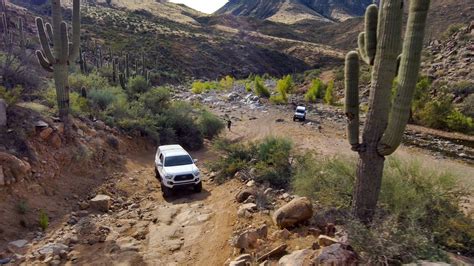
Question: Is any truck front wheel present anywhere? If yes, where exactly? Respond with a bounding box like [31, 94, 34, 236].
[161, 185, 173, 198]
[194, 182, 202, 193]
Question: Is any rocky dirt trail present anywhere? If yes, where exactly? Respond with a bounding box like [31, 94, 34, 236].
[16, 148, 241, 265]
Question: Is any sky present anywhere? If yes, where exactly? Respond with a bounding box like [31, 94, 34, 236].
[169, 0, 229, 14]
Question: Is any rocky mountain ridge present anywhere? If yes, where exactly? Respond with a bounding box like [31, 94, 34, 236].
[216, 0, 373, 24]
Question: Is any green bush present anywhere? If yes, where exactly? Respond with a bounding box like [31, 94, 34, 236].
[415, 99, 453, 129]
[292, 154, 354, 208]
[140, 87, 170, 114]
[210, 137, 293, 188]
[39, 210, 49, 231]
[446, 109, 474, 133]
[461, 94, 474, 118]
[208, 139, 257, 184]
[276, 74, 294, 94]
[191, 80, 218, 94]
[160, 102, 203, 150]
[198, 110, 224, 139]
[0, 85, 23, 105]
[442, 23, 464, 40]
[254, 76, 270, 98]
[293, 156, 474, 261]
[69, 73, 109, 92]
[126, 75, 150, 98]
[254, 137, 293, 188]
[324, 80, 335, 105]
[219, 75, 234, 90]
[305, 79, 325, 102]
[88, 86, 125, 111]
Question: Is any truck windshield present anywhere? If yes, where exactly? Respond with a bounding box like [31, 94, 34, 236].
[165, 155, 193, 167]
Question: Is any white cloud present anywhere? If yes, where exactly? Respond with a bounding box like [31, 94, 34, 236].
[169, 0, 228, 14]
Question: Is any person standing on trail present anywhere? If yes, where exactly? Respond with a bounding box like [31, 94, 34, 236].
[227, 119, 232, 131]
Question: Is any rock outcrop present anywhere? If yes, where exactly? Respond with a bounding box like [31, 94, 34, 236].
[272, 197, 313, 228]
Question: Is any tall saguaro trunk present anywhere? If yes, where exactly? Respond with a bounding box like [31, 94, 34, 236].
[344, 0, 430, 222]
[35, 0, 81, 139]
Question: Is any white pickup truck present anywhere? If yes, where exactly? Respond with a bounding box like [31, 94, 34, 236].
[293, 106, 307, 121]
[155, 145, 202, 197]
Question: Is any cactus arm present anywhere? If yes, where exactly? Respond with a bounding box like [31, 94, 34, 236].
[45, 23, 54, 44]
[378, 0, 431, 156]
[68, 0, 80, 62]
[365, 4, 378, 65]
[358, 32, 370, 64]
[36, 50, 54, 72]
[36, 18, 55, 63]
[119, 73, 127, 90]
[51, 0, 62, 54]
[344, 51, 360, 150]
[2, 12, 7, 34]
[59, 21, 69, 64]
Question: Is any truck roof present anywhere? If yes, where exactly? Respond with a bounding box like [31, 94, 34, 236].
[157, 145, 189, 157]
[296, 106, 306, 111]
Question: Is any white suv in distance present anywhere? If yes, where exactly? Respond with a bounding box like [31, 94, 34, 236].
[155, 145, 202, 197]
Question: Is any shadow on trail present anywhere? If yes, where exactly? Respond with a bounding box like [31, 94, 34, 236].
[163, 187, 211, 204]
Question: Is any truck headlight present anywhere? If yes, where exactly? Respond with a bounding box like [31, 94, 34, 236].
[193, 170, 200, 176]
[165, 174, 173, 179]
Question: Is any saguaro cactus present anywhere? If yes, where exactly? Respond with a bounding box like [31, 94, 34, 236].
[36, 0, 81, 137]
[344, 0, 430, 222]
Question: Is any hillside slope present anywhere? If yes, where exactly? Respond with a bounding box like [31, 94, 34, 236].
[216, 0, 373, 23]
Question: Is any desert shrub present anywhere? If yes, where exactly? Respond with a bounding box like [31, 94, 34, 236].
[69, 73, 109, 92]
[303, 69, 322, 81]
[88, 87, 122, 111]
[445, 109, 474, 133]
[254, 76, 270, 98]
[324, 80, 335, 105]
[305, 79, 325, 102]
[0, 85, 23, 105]
[461, 94, 474, 117]
[442, 23, 464, 40]
[17, 200, 29, 215]
[126, 75, 150, 98]
[198, 110, 224, 139]
[270, 93, 287, 104]
[292, 154, 355, 208]
[254, 137, 293, 188]
[140, 87, 170, 114]
[276, 74, 294, 94]
[451, 80, 474, 96]
[160, 102, 203, 150]
[191, 80, 218, 94]
[69, 92, 90, 115]
[293, 156, 473, 261]
[219, 75, 234, 90]
[347, 216, 445, 264]
[39, 210, 49, 231]
[415, 99, 453, 129]
[208, 138, 258, 183]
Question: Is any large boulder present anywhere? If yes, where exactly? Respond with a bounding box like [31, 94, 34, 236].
[309, 244, 358, 265]
[272, 197, 313, 228]
[236, 188, 255, 203]
[278, 244, 358, 265]
[0, 152, 32, 185]
[278, 249, 314, 266]
[0, 98, 6, 127]
[90, 194, 111, 212]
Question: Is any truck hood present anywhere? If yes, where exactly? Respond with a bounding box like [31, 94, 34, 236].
[164, 164, 198, 176]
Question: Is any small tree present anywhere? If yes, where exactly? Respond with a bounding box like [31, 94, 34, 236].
[254, 76, 270, 98]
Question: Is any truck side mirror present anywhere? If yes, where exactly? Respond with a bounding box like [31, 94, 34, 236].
[193, 159, 199, 163]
